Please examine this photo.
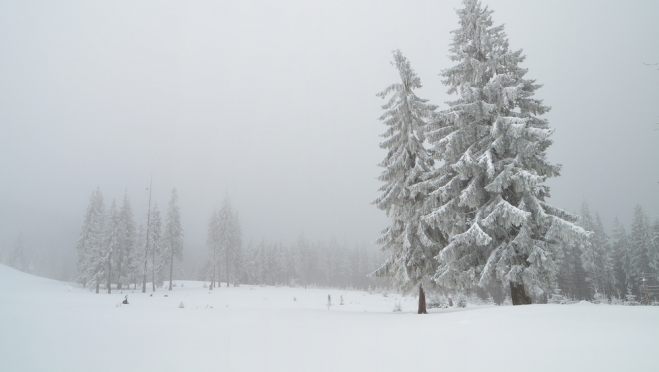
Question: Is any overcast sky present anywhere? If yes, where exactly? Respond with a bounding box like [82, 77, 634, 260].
[1, 0, 658, 260]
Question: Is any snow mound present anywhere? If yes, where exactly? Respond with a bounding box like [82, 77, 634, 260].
[576, 300, 595, 306]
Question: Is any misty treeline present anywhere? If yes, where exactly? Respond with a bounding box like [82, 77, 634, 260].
[194, 197, 385, 290]
[71, 187, 183, 293]
[553, 202, 659, 304]
[19, 188, 383, 292]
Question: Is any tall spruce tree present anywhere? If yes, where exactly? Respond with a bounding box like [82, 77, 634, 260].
[649, 219, 659, 281]
[217, 196, 242, 286]
[9, 233, 29, 273]
[149, 204, 164, 290]
[116, 191, 137, 290]
[611, 216, 631, 296]
[205, 209, 221, 289]
[422, 0, 588, 305]
[76, 188, 105, 287]
[629, 205, 651, 294]
[164, 189, 184, 291]
[372, 50, 437, 314]
[103, 200, 122, 294]
[576, 202, 616, 297]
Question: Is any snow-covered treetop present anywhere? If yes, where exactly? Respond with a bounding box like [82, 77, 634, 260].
[374, 50, 436, 216]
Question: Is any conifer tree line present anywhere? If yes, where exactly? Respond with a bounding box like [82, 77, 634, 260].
[554, 202, 659, 303]
[74, 187, 183, 293]
[373, 0, 591, 311]
[196, 196, 385, 289]
[197, 235, 385, 290]
[72, 190, 385, 292]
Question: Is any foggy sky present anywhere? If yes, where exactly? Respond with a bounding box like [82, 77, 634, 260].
[1, 0, 658, 262]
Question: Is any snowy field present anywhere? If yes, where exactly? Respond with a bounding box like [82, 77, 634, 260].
[1, 264, 657, 372]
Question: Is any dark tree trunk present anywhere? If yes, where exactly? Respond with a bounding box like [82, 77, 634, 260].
[96, 281, 99, 294]
[510, 282, 531, 305]
[418, 284, 427, 314]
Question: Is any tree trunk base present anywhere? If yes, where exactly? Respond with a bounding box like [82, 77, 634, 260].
[418, 285, 427, 314]
[510, 282, 531, 305]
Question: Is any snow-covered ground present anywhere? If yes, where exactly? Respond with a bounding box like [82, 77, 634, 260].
[1, 264, 657, 372]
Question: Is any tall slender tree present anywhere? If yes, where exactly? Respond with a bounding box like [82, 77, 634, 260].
[422, 0, 588, 305]
[164, 189, 184, 291]
[149, 204, 164, 290]
[372, 50, 437, 314]
[205, 210, 221, 289]
[217, 196, 242, 287]
[649, 218, 659, 281]
[142, 179, 153, 293]
[76, 188, 105, 287]
[629, 205, 651, 294]
[103, 200, 121, 294]
[116, 191, 137, 289]
[9, 233, 29, 273]
[611, 216, 631, 296]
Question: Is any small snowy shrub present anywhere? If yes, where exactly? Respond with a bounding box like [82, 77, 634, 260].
[548, 289, 576, 305]
[593, 291, 609, 305]
[392, 300, 402, 312]
[178, 301, 185, 309]
[610, 296, 624, 306]
[427, 293, 449, 309]
[624, 287, 640, 306]
[456, 295, 467, 308]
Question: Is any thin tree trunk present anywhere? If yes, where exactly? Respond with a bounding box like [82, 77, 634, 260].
[418, 284, 427, 314]
[168, 245, 174, 291]
[226, 246, 230, 287]
[510, 282, 531, 305]
[96, 280, 99, 294]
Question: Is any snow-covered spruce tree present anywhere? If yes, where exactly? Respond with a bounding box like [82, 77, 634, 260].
[76, 188, 105, 287]
[421, 0, 588, 305]
[9, 233, 29, 273]
[578, 202, 616, 297]
[591, 213, 616, 295]
[103, 200, 122, 294]
[164, 189, 184, 291]
[116, 191, 137, 290]
[294, 233, 313, 287]
[555, 240, 588, 301]
[205, 209, 221, 289]
[372, 50, 438, 314]
[149, 204, 164, 290]
[629, 205, 651, 294]
[611, 216, 631, 297]
[650, 218, 659, 281]
[217, 196, 242, 287]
